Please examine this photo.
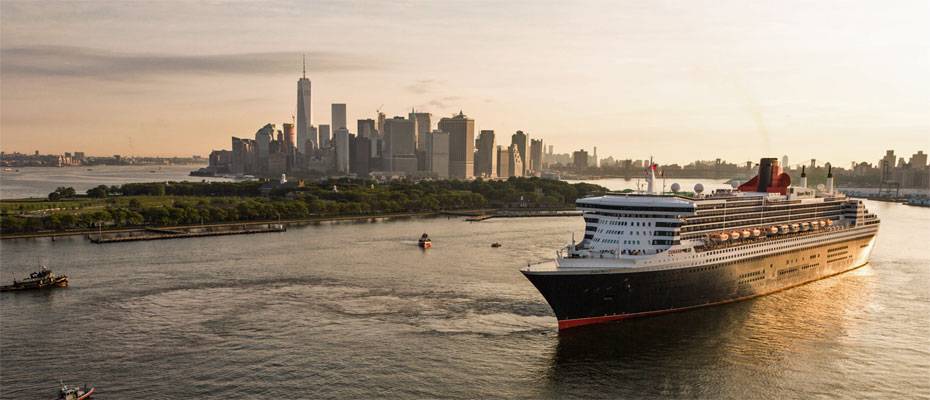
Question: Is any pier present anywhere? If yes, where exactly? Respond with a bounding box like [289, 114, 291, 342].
[464, 209, 582, 221]
[88, 223, 285, 243]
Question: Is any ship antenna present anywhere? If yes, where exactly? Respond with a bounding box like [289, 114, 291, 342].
[302, 54, 306, 78]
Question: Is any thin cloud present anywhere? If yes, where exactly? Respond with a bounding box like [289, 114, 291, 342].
[0, 46, 385, 81]
[425, 96, 463, 109]
[406, 79, 443, 94]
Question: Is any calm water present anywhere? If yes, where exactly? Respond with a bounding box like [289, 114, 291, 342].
[0, 165, 227, 199]
[1, 199, 928, 398]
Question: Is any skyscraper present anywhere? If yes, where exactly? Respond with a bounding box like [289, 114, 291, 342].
[297, 57, 313, 153]
[511, 130, 530, 176]
[357, 119, 376, 138]
[529, 138, 544, 175]
[383, 116, 418, 173]
[475, 130, 496, 178]
[430, 130, 449, 179]
[409, 110, 431, 150]
[350, 135, 371, 175]
[376, 111, 386, 136]
[438, 111, 475, 179]
[334, 127, 350, 174]
[332, 104, 347, 132]
[496, 145, 511, 178]
[283, 123, 296, 151]
[318, 125, 331, 149]
[254, 123, 275, 174]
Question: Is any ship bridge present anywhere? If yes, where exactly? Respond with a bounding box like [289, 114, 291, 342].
[575, 194, 696, 257]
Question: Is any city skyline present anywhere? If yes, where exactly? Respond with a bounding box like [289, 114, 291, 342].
[1, 1, 928, 165]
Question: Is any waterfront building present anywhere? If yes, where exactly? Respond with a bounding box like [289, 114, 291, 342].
[297, 58, 313, 152]
[881, 150, 896, 182]
[511, 130, 530, 176]
[529, 138, 544, 175]
[430, 130, 450, 179]
[208, 150, 232, 173]
[573, 150, 588, 170]
[384, 116, 418, 174]
[334, 127, 350, 174]
[231, 137, 255, 174]
[319, 124, 331, 149]
[332, 104, 347, 132]
[475, 130, 497, 178]
[909, 151, 927, 169]
[438, 111, 475, 179]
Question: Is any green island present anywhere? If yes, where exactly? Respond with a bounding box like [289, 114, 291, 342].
[0, 178, 606, 236]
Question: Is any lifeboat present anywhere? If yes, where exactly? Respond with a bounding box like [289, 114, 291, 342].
[768, 226, 779, 235]
[819, 220, 827, 227]
[790, 224, 800, 232]
[811, 221, 820, 230]
[742, 230, 752, 238]
[730, 231, 741, 240]
[779, 225, 790, 234]
[752, 229, 761, 237]
[801, 222, 810, 231]
[718, 233, 729, 242]
[826, 219, 834, 226]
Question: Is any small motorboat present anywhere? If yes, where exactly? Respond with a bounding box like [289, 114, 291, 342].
[1, 267, 68, 292]
[418, 233, 432, 249]
[57, 383, 95, 400]
[491, 242, 502, 248]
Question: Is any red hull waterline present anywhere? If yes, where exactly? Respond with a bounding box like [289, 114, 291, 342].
[555, 262, 870, 331]
[78, 387, 95, 400]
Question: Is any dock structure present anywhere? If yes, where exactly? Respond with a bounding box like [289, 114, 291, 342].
[88, 223, 285, 244]
[466, 210, 582, 221]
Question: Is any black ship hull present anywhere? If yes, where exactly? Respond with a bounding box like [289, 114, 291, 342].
[523, 235, 875, 330]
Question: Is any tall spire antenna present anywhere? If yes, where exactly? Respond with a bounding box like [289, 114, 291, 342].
[302, 54, 306, 78]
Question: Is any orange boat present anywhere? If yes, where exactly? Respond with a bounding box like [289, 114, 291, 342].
[418, 233, 432, 249]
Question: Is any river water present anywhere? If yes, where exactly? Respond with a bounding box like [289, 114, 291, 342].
[0, 165, 228, 200]
[2, 170, 930, 398]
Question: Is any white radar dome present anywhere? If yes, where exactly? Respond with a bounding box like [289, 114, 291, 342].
[694, 183, 705, 194]
[816, 184, 826, 192]
[671, 183, 681, 193]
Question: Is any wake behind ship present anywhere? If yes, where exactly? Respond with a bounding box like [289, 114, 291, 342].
[523, 158, 880, 330]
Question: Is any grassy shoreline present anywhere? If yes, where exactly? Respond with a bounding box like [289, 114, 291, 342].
[0, 211, 440, 240]
[1, 178, 605, 238]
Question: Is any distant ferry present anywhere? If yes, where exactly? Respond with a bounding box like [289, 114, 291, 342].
[523, 158, 880, 330]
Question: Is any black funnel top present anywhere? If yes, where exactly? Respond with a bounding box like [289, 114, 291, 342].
[757, 158, 778, 192]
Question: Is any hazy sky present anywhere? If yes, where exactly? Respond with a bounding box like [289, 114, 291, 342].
[2, 0, 928, 165]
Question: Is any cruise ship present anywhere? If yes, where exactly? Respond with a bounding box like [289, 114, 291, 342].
[523, 158, 880, 330]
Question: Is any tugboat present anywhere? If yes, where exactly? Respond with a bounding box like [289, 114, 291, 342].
[56, 383, 95, 400]
[491, 242, 502, 248]
[0, 267, 68, 292]
[418, 233, 432, 249]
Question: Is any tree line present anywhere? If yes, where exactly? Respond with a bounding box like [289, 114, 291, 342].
[1, 178, 605, 234]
